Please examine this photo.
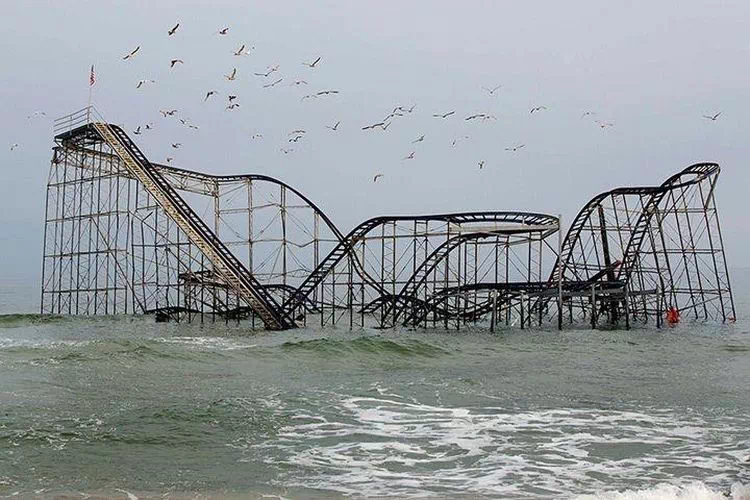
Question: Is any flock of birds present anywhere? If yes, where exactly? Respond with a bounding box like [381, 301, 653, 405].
[11, 22, 727, 184]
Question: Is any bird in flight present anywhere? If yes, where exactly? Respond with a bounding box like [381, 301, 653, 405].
[218, 27, 230, 35]
[505, 144, 525, 152]
[289, 129, 306, 136]
[317, 90, 339, 97]
[226, 103, 240, 110]
[168, 23, 180, 36]
[289, 135, 304, 143]
[170, 59, 184, 68]
[403, 151, 415, 160]
[166, 157, 174, 163]
[280, 148, 294, 154]
[9, 143, 19, 151]
[303, 56, 322, 68]
[171, 143, 182, 149]
[412, 134, 425, 143]
[290, 79, 308, 86]
[301, 94, 317, 101]
[362, 121, 387, 131]
[478, 160, 485, 169]
[703, 112, 722, 121]
[596, 121, 614, 128]
[465, 113, 496, 121]
[234, 44, 252, 56]
[225, 68, 237, 81]
[204, 90, 218, 101]
[123, 46, 140, 60]
[482, 84, 502, 95]
[133, 126, 142, 135]
[228, 95, 238, 103]
[254, 65, 279, 77]
[263, 78, 283, 88]
[373, 174, 384, 183]
[451, 136, 469, 147]
[530, 106, 548, 114]
[581, 111, 596, 119]
[145, 123, 154, 130]
[159, 109, 178, 117]
[326, 120, 341, 131]
[433, 111, 455, 119]
[136, 79, 155, 89]
[250, 133, 263, 140]
[27, 111, 47, 119]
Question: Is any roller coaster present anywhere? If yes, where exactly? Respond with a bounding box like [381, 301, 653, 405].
[40, 107, 736, 330]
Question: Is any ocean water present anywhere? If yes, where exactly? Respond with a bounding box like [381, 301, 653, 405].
[0, 270, 749, 499]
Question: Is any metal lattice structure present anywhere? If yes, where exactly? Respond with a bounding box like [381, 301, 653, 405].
[40, 108, 735, 330]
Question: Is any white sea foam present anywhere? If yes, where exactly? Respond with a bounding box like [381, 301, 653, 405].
[576, 481, 750, 500]
[249, 388, 749, 498]
[155, 336, 256, 350]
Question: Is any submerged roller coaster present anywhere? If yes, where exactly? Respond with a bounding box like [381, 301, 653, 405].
[40, 108, 736, 330]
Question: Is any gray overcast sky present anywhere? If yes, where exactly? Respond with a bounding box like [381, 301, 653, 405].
[1, 0, 749, 292]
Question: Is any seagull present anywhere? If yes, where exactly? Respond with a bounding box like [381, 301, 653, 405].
[27, 111, 47, 119]
[288, 129, 306, 136]
[412, 134, 425, 144]
[171, 143, 182, 149]
[451, 135, 469, 147]
[9, 143, 19, 151]
[403, 151, 415, 160]
[218, 27, 230, 35]
[228, 95, 238, 103]
[233, 44, 249, 56]
[362, 121, 386, 131]
[254, 65, 279, 77]
[703, 112, 722, 121]
[301, 94, 317, 101]
[326, 120, 341, 131]
[465, 113, 496, 121]
[373, 173, 384, 183]
[159, 109, 178, 117]
[505, 144, 525, 152]
[317, 90, 339, 96]
[280, 148, 294, 154]
[123, 46, 140, 60]
[478, 160, 485, 169]
[303, 56, 322, 68]
[596, 121, 614, 128]
[166, 157, 174, 163]
[530, 106, 548, 114]
[289, 135, 304, 143]
[136, 79, 155, 89]
[263, 78, 283, 88]
[204, 90, 218, 101]
[225, 68, 237, 81]
[133, 126, 142, 135]
[482, 84, 502, 95]
[581, 111, 596, 119]
[167, 23, 180, 36]
[226, 103, 240, 110]
[433, 111, 455, 119]
[291, 79, 308, 86]
[250, 133, 263, 140]
[145, 123, 154, 130]
[170, 59, 184, 68]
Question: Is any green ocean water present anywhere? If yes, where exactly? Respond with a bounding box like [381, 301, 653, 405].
[0, 271, 749, 499]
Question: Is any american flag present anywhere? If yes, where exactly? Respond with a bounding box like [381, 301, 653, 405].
[89, 65, 95, 86]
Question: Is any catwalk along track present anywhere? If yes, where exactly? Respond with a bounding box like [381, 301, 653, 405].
[41, 107, 736, 330]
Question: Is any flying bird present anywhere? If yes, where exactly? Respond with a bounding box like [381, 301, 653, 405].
[218, 27, 230, 35]
[530, 106, 548, 114]
[234, 44, 248, 56]
[145, 123, 154, 130]
[403, 151, 415, 160]
[505, 144, 525, 152]
[280, 148, 294, 154]
[225, 68, 237, 81]
[10, 143, 19, 151]
[136, 79, 155, 89]
[204, 90, 218, 101]
[133, 126, 142, 135]
[27, 111, 47, 119]
[288, 129, 306, 136]
[168, 23, 180, 36]
[581, 111, 596, 119]
[412, 134, 425, 143]
[326, 120, 341, 131]
[122, 46, 140, 60]
[263, 78, 283, 88]
[482, 84, 502, 95]
[171, 143, 182, 149]
[228, 95, 238, 103]
[289, 135, 304, 143]
[451, 136, 469, 147]
[159, 109, 178, 117]
[170, 59, 184, 68]
[703, 112, 722, 121]
[596, 121, 614, 129]
[250, 133, 263, 140]
[317, 90, 339, 96]
[362, 121, 387, 131]
[301, 94, 317, 101]
[290, 80, 308, 86]
[478, 160, 485, 169]
[433, 111, 455, 119]
[303, 56, 322, 68]
[254, 65, 279, 77]
[465, 113, 496, 121]
[373, 174, 384, 183]
[166, 157, 174, 163]
[226, 103, 240, 110]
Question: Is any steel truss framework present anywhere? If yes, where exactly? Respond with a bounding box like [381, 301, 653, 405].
[41, 108, 735, 330]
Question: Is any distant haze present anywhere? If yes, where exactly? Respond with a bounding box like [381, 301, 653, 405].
[1, 1, 749, 299]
